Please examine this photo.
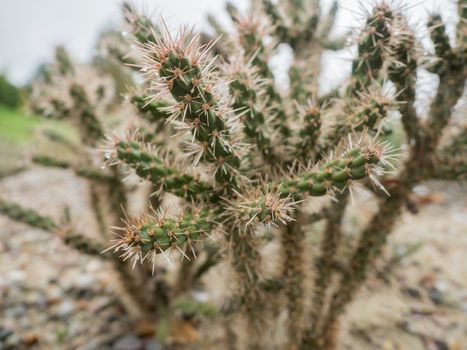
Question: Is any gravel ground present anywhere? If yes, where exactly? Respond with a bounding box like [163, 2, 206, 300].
[1, 167, 466, 349]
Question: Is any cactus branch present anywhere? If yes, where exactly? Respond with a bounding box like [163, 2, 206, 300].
[109, 138, 214, 201]
[0, 199, 109, 258]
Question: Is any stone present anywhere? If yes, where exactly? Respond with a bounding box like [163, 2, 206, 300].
[114, 334, 144, 350]
[22, 332, 39, 346]
[74, 274, 96, 290]
[55, 299, 75, 317]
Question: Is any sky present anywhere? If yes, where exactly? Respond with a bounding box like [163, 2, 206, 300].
[0, 0, 245, 84]
[0, 0, 458, 86]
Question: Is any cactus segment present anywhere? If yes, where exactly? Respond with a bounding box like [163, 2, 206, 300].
[106, 208, 216, 271]
[139, 27, 245, 184]
[114, 139, 213, 200]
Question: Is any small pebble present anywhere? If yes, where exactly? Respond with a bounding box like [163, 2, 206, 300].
[55, 299, 75, 317]
[114, 334, 144, 350]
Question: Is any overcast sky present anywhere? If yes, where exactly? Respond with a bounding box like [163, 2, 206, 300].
[0, 0, 457, 85]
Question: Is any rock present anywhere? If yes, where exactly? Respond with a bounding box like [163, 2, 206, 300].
[145, 340, 163, 350]
[47, 286, 63, 305]
[433, 339, 449, 350]
[76, 339, 103, 350]
[169, 319, 199, 345]
[24, 290, 44, 305]
[74, 273, 96, 290]
[7, 270, 26, 284]
[92, 296, 114, 313]
[55, 299, 75, 317]
[114, 334, 144, 350]
[85, 259, 102, 273]
[0, 326, 13, 341]
[461, 302, 467, 313]
[4, 333, 21, 348]
[434, 280, 448, 293]
[401, 287, 422, 299]
[68, 321, 85, 337]
[22, 331, 39, 346]
[9, 304, 27, 318]
[135, 320, 155, 337]
[429, 287, 444, 305]
[76, 299, 90, 310]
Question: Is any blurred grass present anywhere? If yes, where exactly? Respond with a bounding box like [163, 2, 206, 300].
[0, 106, 41, 143]
[0, 106, 78, 178]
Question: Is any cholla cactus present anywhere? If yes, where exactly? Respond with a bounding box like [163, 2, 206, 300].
[1, 1, 465, 349]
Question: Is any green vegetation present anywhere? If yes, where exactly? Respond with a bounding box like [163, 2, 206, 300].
[0, 74, 22, 109]
[0, 106, 76, 144]
[0, 106, 41, 143]
[0, 106, 77, 177]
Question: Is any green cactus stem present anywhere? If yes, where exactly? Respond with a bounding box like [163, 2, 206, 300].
[229, 227, 264, 350]
[107, 207, 216, 271]
[262, 0, 289, 43]
[227, 140, 393, 229]
[280, 217, 307, 349]
[131, 95, 171, 123]
[32, 155, 112, 181]
[388, 16, 421, 144]
[69, 84, 105, 145]
[55, 45, 74, 76]
[317, 4, 394, 158]
[458, 0, 467, 45]
[305, 195, 348, 343]
[432, 125, 467, 180]
[226, 61, 276, 162]
[295, 101, 321, 159]
[32, 155, 70, 169]
[348, 3, 393, 94]
[233, 14, 291, 140]
[0, 199, 56, 231]
[428, 15, 453, 65]
[139, 30, 244, 185]
[276, 143, 387, 202]
[0, 199, 108, 258]
[113, 139, 213, 200]
[122, 1, 157, 45]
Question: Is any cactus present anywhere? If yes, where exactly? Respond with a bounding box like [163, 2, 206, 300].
[1, 1, 465, 349]
[0, 199, 108, 257]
